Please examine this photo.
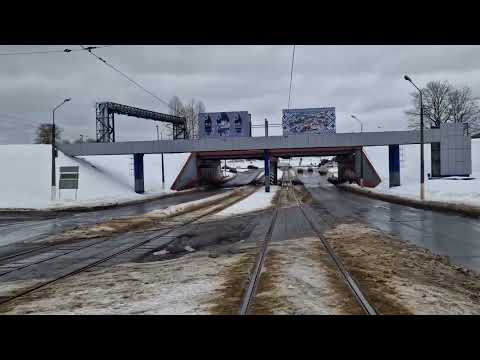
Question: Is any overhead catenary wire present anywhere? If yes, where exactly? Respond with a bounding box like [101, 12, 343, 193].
[0, 45, 113, 56]
[0, 113, 47, 126]
[79, 45, 175, 112]
[287, 45, 296, 110]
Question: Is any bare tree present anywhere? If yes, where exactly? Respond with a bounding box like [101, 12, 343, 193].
[34, 123, 62, 144]
[406, 80, 480, 133]
[168, 96, 206, 139]
[406, 80, 452, 129]
[168, 96, 184, 116]
[448, 87, 480, 133]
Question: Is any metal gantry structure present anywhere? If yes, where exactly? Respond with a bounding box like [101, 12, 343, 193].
[96, 102, 187, 142]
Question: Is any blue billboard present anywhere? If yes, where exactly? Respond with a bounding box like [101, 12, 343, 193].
[199, 111, 251, 138]
[282, 107, 336, 135]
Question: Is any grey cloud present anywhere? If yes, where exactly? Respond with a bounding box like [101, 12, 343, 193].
[2, 45, 480, 144]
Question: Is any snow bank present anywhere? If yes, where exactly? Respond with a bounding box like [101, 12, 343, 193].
[0, 144, 189, 209]
[215, 186, 279, 217]
[363, 139, 480, 207]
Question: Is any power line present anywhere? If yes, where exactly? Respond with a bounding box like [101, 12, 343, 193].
[287, 45, 296, 110]
[0, 45, 113, 56]
[79, 45, 174, 112]
[0, 113, 45, 126]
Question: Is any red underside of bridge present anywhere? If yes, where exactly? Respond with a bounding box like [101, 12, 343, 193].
[171, 146, 381, 191]
[196, 146, 362, 160]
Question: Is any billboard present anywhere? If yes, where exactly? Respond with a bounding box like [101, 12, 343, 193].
[198, 111, 251, 138]
[282, 107, 336, 135]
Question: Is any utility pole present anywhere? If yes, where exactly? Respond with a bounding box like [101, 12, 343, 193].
[158, 126, 165, 186]
[404, 75, 425, 200]
[265, 118, 269, 137]
[51, 98, 71, 201]
[351, 115, 364, 187]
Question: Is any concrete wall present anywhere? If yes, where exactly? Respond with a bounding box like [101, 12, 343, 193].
[170, 153, 198, 190]
[439, 123, 471, 176]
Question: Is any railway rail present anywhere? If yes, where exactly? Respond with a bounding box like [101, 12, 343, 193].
[0, 187, 256, 308]
[239, 167, 378, 315]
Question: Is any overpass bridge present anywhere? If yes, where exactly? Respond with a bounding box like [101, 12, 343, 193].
[58, 123, 472, 193]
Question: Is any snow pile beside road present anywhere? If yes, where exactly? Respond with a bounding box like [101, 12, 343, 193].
[362, 139, 480, 207]
[0, 252, 241, 315]
[146, 191, 234, 218]
[215, 186, 279, 217]
[0, 144, 189, 209]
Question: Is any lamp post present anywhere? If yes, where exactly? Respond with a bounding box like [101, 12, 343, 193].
[351, 114, 363, 133]
[351, 115, 364, 187]
[404, 75, 425, 200]
[51, 98, 71, 201]
[156, 125, 165, 186]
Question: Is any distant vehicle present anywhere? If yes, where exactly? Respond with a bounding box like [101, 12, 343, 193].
[307, 167, 313, 173]
[297, 168, 304, 174]
[247, 165, 258, 169]
[318, 167, 328, 176]
[229, 168, 238, 173]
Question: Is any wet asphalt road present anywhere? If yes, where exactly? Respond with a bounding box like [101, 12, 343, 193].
[0, 188, 227, 248]
[299, 172, 480, 272]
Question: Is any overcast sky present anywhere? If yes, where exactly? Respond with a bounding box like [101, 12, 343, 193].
[2, 45, 480, 144]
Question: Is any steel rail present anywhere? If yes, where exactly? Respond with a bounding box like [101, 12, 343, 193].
[0, 189, 256, 308]
[239, 173, 289, 315]
[289, 178, 378, 315]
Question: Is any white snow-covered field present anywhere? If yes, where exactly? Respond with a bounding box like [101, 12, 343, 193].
[361, 138, 480, 207]
[0, 144, 189, 209]
[214, 186, 279, 217]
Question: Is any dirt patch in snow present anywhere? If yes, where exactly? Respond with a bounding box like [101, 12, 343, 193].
[248, 238, 364, 315]
[41, 187, 257, 243]
[0, 251, 248, 314]
[209, 247, 257, 315]
[325, 223, 480, 314]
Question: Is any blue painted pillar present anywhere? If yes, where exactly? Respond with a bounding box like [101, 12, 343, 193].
[264, 149, 270, 192]
[388, 145, 400, 187]
[271, 159, 278, 185]
[134, 153, 145, 194]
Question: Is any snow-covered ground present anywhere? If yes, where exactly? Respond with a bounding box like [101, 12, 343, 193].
[361, 138, 480, 207]
[0, 144, 189, 209]
[214, 186, 279, 217]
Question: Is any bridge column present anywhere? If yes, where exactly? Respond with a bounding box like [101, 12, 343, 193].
[270, 157, 278, 185]
[134, 153, 145, 194]
[270, 161, 278, 185]
[264, 149, 270, 192]
[388, 145, 400, 187]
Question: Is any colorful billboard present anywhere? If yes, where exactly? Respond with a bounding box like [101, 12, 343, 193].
[199, 111, 251, 138]
[282, 107, 336, 135]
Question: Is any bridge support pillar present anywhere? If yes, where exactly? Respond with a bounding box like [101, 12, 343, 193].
[389, 145, 400, 187]
[134, 153, 145, 194]
[264, 149, 270, 192]
[270, 157, 278, 185]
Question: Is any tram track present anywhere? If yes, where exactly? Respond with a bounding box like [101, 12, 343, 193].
[0, 187, 257, 309]
[239, 168, 378, 315]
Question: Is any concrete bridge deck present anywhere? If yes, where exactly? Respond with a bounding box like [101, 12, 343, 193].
[59, 127, 459, 157]
[58, 124, 472, 194]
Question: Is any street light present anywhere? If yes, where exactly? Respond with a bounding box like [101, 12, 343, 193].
[351, 115, 364, 187]
[51, 98, 71, 201]
[351, 114, 363, 133]
[404, 75, 425, 200]
[156, 124, 165, 186]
